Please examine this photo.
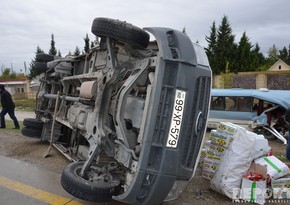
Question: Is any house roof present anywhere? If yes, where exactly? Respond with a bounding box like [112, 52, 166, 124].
[0, 78, 28, 85]
[268, 59, 290, 71]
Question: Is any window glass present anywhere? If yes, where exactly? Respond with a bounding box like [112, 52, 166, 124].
[211, 97, 225, 110]
[238, 97, 252, 111]
[211, 96, 253, 112]
[225, 97, 237, 111]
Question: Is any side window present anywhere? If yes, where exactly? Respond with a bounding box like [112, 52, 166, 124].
[211, 96, 253, 112]
[211, 97, 225, 110]
[238, 97, 252, 111]
[225, 97, 237, 111]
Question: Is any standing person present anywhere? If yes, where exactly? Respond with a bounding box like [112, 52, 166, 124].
[285, 106, 290, 160]
[0, 84, 20, 129]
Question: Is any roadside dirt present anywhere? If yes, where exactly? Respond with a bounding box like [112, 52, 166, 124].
[0, 129, 288, 205]
[0, 130, 69, 173]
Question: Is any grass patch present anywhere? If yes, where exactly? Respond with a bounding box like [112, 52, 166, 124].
[276, 154, 288, 162]
[14, 99, 36, 111]
[1, 120, 23, 133]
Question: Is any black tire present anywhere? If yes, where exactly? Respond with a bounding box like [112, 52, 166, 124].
[262, 128, 276, 140]
[91, 17, 150, 49]
[34, 61, 48, 73]
[23, 118, 44, 130]
[36, 53, 55, 62]
[21, 127, 42, 138]
[61, 162, 121, 202]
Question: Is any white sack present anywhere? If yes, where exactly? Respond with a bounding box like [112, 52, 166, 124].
[210, 128, 257, 199]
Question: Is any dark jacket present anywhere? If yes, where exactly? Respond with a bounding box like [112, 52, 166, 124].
[0, 89, 15, 109]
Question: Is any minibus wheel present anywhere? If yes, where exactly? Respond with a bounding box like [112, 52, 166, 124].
[61, 162, 121, 202]
[91, 17, 150, 49]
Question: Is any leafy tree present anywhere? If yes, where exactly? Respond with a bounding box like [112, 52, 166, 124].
[267, 44, 279, 64]
[257, 44, 279, 71]
[0, 68, 17, 79]
[16, 73, 26, 78]
[221, 61, 233, 88]
[215, 16, 236, 74]
[49, 34, 57, 56]
[1, 68, 11, 78]
[84, 33, 90, 53]
[74, 46, 81, 56]
[9, 72, 17, 79]
[205, 21, 217, 72]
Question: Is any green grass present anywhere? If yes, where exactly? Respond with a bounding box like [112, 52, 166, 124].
[276, 154, 288, 163]
[14, 99, 36, 111]
[1, 120, 23, 133]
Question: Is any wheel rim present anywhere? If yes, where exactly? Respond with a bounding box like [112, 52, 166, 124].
[74, 164, 114, 183]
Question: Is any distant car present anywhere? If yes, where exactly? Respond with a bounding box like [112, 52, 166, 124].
[21, 17, 212, 204]
[208, 88, 290, 142]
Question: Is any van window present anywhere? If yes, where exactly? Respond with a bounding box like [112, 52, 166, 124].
[238, 97, 252, 111]
[225, 97, 237, 110]
[211, 96, 252, 112]
[211, 97, 225, 110]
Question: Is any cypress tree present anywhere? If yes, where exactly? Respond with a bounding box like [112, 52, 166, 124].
[74, 46, 80, 56]
[235, 32, 252, 72]
[205, 21, 217, 73]
[49, 34, 57, 56]
[28, 46, 45, 79]
[84, 33, 90, 53]
[215, 15, 236, 74]
[278, 46, 288, 62]
[250, 43, 265, 71]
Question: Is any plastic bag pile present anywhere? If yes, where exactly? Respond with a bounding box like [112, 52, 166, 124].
[200, 122, 290, 204]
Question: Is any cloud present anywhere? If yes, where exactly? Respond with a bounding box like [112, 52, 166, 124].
[1, 0, 290, 73]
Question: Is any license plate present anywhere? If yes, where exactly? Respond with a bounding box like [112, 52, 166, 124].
[166, 89, 186, 148]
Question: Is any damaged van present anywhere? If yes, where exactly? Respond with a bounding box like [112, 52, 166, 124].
[208, 88, 290, 143]
[22, 17, 212, 205]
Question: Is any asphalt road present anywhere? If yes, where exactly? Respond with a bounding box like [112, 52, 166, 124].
[0, 155, 97, 205]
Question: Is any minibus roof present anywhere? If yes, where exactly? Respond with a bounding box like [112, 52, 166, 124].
[211, 89, 290, 109]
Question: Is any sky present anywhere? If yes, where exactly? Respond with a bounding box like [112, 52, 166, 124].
[1, 0, 290, 74]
